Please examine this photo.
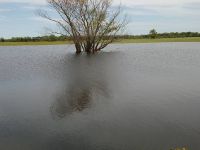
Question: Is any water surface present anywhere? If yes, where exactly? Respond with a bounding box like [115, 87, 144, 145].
[1, 43, 200, 150]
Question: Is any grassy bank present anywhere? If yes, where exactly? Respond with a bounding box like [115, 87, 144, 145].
[117, 37, 200, 43]
[0, 41, 71, 46]
[0, 37, 200, 46]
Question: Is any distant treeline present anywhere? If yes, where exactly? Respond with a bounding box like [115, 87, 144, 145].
[1, 32, 200, 42]
[121, 32, 200, 39]
[0, 35, 69, 42]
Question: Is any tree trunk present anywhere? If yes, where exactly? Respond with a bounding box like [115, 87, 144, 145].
[75, 43, 82, 54]
[85, 42, 92, 54]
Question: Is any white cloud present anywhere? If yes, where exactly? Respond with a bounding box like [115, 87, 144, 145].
[0, 0, 200, 8]
[120, 0, 200, 20]
[0, 8, 12, 12]
[30, 16, 54, 24]
[0, 0, 199, 36]
[114, 0, 195, 6]
[0, 0, 198, 7]
[0, 15, 5, 20]
[0, 0, 46, 5]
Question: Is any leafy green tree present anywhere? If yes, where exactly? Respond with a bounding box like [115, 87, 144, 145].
[0, 38, 5, 42]
[149, 29, 157, 39]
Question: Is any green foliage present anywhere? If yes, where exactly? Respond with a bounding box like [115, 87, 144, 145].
[1, 37, 200, 46]
[0, 38, 5, 42]
[111, 32, 200, 40]
[0, 35, 70, 42]
[149, 29, 157, 39]
[0, 41, 71, 46]
[1, 32, 200, 43]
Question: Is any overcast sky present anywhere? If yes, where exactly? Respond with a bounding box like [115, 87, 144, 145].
[0, 0, 200, 38]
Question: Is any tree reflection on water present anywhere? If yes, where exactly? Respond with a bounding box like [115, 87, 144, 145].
[50, 52, 116, 119]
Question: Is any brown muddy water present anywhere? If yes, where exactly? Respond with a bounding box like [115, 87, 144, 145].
[0, 43, 200, 150]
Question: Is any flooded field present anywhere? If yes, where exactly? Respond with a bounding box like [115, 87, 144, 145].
[0, 43, 200, 150]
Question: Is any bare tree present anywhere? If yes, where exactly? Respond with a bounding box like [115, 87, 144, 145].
[39, 0, 126, 54]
